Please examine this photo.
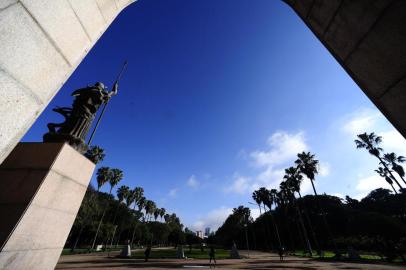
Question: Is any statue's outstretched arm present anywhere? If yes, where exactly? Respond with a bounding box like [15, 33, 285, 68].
[109, 82, 118, 97]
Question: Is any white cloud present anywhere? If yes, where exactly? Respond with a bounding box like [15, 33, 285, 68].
[332, 193, 344, 199]
[168, 188, 178, 197]
[300, 177, 314, 195]
[190, 206, 261, 232]
[319, 162, 330, 177]
[226, 131, 316, 195]
[191, 207, 233, 231]
[254, 168, 284, 190]
[380, 130, 406, 155]
[250, 131, 307, 167]
[342, 108, 381, 136]
[339, 107, 406, 199]
[250, 207, 260, 221]
[187, 175, 200, 189]
[225, 174, 251, 194]
[354, 174, 393, 200]
[341, 107, 406, 154]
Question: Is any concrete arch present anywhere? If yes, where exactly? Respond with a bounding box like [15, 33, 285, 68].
[284, 0, 406, 139]
[0, 0, 135, 163]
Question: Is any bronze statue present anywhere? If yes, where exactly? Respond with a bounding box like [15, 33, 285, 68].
[43, 82, 118, 153]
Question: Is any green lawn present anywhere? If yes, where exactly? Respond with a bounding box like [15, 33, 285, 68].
[62, 247, 231, 259]
[131, 248, 230, 259]
[292, 250, 405, 262]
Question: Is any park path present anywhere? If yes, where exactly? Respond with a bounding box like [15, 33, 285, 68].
[56, 249, 405, 270]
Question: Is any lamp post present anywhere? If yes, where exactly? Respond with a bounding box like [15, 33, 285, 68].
[244, 223, 250, 258]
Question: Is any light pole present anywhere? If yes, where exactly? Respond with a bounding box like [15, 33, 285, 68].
[244, 223, 250, 258]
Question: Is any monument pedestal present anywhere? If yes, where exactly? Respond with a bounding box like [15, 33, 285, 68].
[0, 143, 95, 270]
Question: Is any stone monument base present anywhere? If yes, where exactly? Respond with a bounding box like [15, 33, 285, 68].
[0, 143, 95, 270]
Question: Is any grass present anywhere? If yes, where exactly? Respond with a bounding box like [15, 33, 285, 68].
[61, 246, 125, 255]
[292, 249, 406, 263]
[62, 247, 231, 259]
[131, 247, 230, 259]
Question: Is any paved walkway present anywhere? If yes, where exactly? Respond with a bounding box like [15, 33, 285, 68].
[56, 250, 405, 270]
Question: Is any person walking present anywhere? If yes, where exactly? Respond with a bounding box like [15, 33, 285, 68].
[144, 245, 151, 262]
[209, 246, 216, 268]
[278, 246, 285, 261]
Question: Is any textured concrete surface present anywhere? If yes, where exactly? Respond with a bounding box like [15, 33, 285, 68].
[0, 0, 135, 164]
[56, 250, 405, 270]
[0, 143, 95, 270]
[283, 0, 406, 138]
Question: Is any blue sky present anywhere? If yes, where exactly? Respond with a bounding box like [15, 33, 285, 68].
[23, 0, 406, 231]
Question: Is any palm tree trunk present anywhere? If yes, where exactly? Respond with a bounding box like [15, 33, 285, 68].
[399, 175, 406, 185]
[292, 196, 312, 255]
[91, 210, 106, 250]
[379, 157, 403, 190]
[129, 203, 139, 247]
[91, 187, 113, 250]
[390, 183, 398, 194]
[309, 180, 337, 252]
[269, 211, 282, 248]
[310, 179, 318, 196]
[105, 202, 121, 249]
[71, 225, 84, 251]
[297, 192, 321, 254]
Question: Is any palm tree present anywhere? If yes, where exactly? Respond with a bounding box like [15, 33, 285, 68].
[283, 166, 303, 197]
[252, 190, 262, 215]
[295, 152, 319, 196]
[280, 180, 313, 255]
[295, 152, 335, 254]
[84, 146, 105, 164]
[96, 167, 112, 191]
[117, 185, 130, 204]
[375, 167, 398, 194]
[109, 169, 124, 193]
[284, 166, 321, 253]
[153, 208, 160, 221]
[106, 185, 129, 250]
[355, 132, 403, 190]
[258, 187, 269, 212]
[261, 188, 282, 249]
[383, 152, 406, 185]
[133, 187, 144, 207]
[92, 168, 123, 249]
[159, 208, 166, 222]
[145, 200, 156, 221]
[164, 213, 170, 223]
[137, 196, 146, 215]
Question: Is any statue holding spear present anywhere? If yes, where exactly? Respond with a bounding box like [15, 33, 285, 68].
[44, 61, 128, 153]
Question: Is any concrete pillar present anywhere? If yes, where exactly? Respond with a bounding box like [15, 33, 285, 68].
[0, 143, 95, 270]
[0, 0, 135, 164]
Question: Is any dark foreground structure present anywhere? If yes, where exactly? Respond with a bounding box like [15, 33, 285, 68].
[284, 0, 406, 137]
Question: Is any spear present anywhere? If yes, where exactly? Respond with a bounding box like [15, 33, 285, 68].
[87, 61, 128, 146]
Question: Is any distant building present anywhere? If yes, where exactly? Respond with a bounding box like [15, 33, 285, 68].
[196, 230, 204, 239]
[204, 227, 211, 237]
